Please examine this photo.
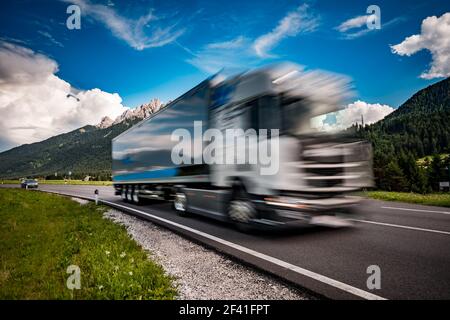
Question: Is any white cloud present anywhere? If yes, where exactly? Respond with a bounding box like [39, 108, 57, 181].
[253, 4, 318, 58]
[391, 12, 450, 79]
[337, 12, 404, 40]
[186, 36, 255, 74]
[206, 36, 247, 50]
[38, 31, 64, 47]
[311, 100, 394, 131]
[337, 15, 372, 32]
[62, 0, 184, 50]
[186, 5, 318, 73]
[0, 41, 128, 151]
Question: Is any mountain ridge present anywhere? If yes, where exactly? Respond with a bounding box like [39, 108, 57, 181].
[0, 99, 163, 179]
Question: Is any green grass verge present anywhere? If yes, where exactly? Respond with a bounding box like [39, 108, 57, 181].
[366, 191, 450, 208]
[1, 180, 112, 186]
[0, 189, 176, 299]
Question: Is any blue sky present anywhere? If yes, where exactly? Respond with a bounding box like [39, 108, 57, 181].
[1, 0, 448, 108]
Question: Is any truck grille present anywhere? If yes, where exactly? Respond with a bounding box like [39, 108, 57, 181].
[308, 179, 343, 188]
[303, 154, 345, 164]
[305, 167, 344, 176]
[301, 142, 352, 190]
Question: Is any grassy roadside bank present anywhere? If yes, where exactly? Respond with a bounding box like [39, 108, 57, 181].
[1, 180, 112, 186]
[366, 191, 450, 208]
[0, 189, 176, 299]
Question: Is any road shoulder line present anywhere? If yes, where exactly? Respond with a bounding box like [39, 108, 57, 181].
[381, 206, 450, 215]
[353, 219, 450, 235]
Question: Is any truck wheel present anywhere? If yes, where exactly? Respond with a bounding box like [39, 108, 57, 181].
[126, 187, 133, 202]
[123, 186, 131, 202]
[228, 187, 256, 230]
[121, 188, 127, 202]
[131, 187, 141, 205]
[173, 191, 188, 216]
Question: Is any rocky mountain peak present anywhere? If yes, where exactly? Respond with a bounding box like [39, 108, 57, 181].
[97, 98, 163, 128]
[96, 116, 114, 129]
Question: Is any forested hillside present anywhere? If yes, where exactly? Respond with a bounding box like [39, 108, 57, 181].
[356, 77, 450, 192]
[0, 120, 139, 180]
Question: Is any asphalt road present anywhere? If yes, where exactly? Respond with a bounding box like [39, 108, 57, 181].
[3, 184, 450, 300]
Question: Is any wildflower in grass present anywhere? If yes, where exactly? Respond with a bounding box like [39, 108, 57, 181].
[129, 271, 133, 276]
[98, 285, 104, 290]
[120, 252, 126, 258]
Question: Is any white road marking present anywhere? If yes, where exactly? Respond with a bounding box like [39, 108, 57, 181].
[42, 189, 387, 300]
[381, 206, 450, 215]
[353, 219, 450, 236]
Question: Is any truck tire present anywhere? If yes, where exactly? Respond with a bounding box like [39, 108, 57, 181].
[227, 185, 257, 231]
[126, 187, 133, 202]
[131, 186, 141, 205]
[122, 186, 132, 202]
[121, 187, 127, 202]
[173, 191, 188, 216]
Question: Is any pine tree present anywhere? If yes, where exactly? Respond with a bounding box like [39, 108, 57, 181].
[384, 160, 408, 192]
[428, 154, 443, 191]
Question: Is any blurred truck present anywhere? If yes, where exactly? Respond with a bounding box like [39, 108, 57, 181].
[112, 63, 373, 229]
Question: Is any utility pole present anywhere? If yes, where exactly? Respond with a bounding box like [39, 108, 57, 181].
[361, 114, 364, 128]
[446, 166, 450, 192]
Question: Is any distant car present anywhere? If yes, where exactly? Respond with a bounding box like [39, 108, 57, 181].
[21, 179, 38, 189]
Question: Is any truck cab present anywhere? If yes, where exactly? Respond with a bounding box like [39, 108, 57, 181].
[179, 64, 372, 227]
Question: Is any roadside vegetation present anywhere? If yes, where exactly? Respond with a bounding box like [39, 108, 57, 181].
[366, 191, 450, 208]
[417, 153, 450, 167]
[1, 179, 112, 186]
[0, 189, 176, 299]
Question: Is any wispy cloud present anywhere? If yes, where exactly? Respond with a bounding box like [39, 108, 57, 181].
[186, 4, 319, 73]
[0, 36, 29, 46]
[185, 36, 254, 74]
[337, 13, 404, 40]
[62, 0, 185, 50]
[336, 15, 373, 33]
[253, 4, 319, 58]
[206, 36, 247, 50]
[38, 31, 64, 47]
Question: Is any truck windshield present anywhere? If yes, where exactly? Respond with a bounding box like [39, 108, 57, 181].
[241, 96, 281, 133]
[280, 96, 313, 135]
[242, 95, 324, 136]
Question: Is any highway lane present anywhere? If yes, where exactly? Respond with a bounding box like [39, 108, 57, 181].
[3, 184, 450, 300]
[355, 200, 450, 233]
